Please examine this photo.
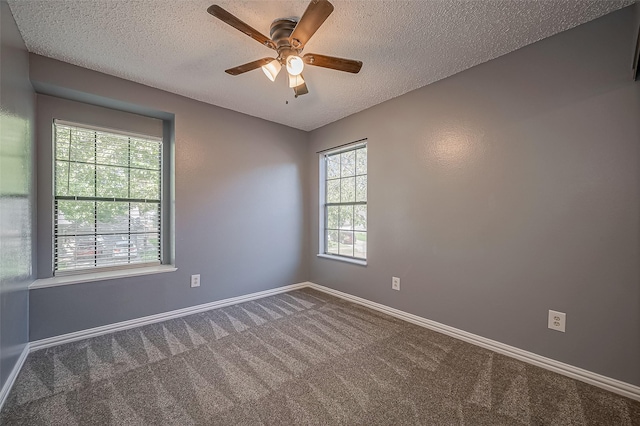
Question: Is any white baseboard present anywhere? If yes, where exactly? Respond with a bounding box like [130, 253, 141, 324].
[307, 282, 640, 402]
[0, 343, 30, 412]
[30, 281, 310, 351]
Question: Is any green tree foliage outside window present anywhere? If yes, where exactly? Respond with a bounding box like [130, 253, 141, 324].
[54, 122, 162, 273]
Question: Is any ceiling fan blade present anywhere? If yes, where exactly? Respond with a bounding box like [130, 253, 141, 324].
[303, 53, 363, 73]
[293, 81, 309, 97]
[207, 5, 275, 49]
[289, 0, 334, 48]
[225, 58, 275, 75]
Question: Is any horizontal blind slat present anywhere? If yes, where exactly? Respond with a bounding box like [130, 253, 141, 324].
[54, 119, 162, 141]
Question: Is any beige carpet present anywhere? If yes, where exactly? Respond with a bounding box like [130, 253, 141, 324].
[2, 288, 639, 425]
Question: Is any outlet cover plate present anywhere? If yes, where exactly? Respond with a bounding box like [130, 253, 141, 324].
[548, 310, 566, 332]
[392, 277, 400, 291]
[191, 274, 200, 288]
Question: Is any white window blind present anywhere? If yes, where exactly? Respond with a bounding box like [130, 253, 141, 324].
[53, 120, 163, 274]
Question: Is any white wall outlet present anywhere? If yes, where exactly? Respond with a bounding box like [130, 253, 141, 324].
[392, 277, 400, 291]
[548, 310, 566, 332]
[191, 274, 201, 288]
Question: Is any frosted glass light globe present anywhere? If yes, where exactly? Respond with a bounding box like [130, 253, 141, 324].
[286, 55, 304, 76]
[288, 73, 305, 88]
[261, 60, 281, 82]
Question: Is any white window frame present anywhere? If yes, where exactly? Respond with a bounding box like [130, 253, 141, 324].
[318, 139, 367, 266]
[52, 119, 164, 276]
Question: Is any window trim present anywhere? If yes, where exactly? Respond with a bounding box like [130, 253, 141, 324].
[52, 119, 164, 275]
[316, 253, 367, 266]
[30, 265, 177, 289]
[318, 139, 367, 265]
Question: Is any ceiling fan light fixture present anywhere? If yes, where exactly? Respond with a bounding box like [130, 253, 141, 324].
[288, 73, 305, 88]
[261, 59, 281, 82]
[286, 55, 304, 76]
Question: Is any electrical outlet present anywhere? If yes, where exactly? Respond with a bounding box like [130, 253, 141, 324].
[548, 310, 566, 332]
[392, 277, 400, 291]
[191, 274, 200, 288]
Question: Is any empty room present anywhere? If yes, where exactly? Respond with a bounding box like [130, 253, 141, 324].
[1, 0, 639, 424]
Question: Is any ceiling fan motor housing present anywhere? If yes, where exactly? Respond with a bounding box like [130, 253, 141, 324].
[270, 18, 301, 61]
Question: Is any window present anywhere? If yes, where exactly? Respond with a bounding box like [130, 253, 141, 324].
[320, 141, 367, 261]
[53, 120, 162, 274]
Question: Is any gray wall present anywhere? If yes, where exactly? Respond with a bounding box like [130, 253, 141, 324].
[0, 0, 34, 387]
[307, 4, 640, 386]
[29, 55, 309, 340]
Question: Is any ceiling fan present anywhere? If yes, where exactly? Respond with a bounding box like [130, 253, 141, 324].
[207, 0, 363, 97]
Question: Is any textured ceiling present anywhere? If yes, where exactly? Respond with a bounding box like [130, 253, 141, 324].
[8, 0, 634, 131]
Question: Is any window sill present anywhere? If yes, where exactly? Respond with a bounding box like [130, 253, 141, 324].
[30, 265, 177, 290]
[317, 253, 367, 266]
